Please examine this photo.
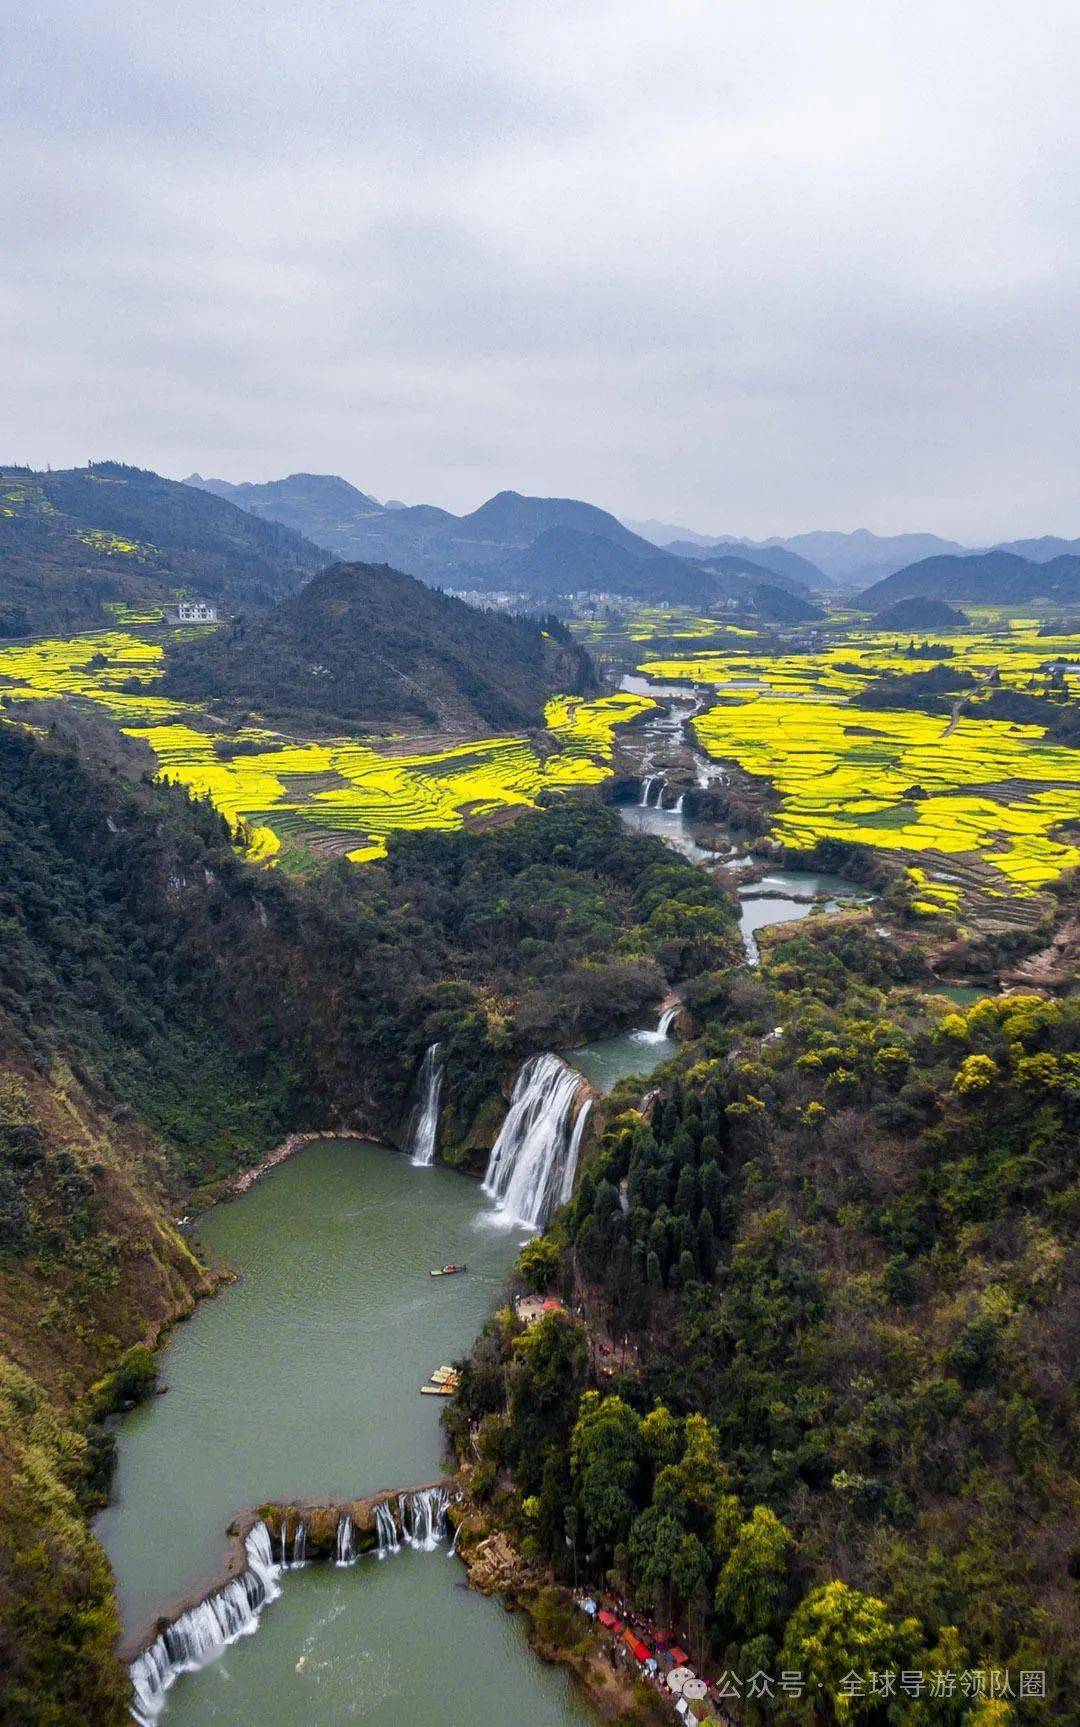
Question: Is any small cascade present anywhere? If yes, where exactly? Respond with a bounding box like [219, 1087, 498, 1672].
[673, 793, 685, 814]
[482, 1054, 588, 1231]
[448, 1518, 461, 1557]
[334, 1515, 357, 1567]
[406, 1042, 444, 1167]
[374, 1500, 400, 1557]
[128, 1522, 281, 1724]
[291, 1522, 308, 1569]
[650, 775, 668, 808]
[560, 1099, 592, 1206]
[634, 1002, 679, 1046]
[639, 775, 656, 806]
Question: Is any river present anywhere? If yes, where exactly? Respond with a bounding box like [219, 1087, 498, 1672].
[617, 795, 869, 962]
[615, 679, 872, 961]
[99, 681, 870, 1724]
[98, 1037, 681, 1723]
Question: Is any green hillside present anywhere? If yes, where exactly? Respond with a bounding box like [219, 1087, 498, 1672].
[162, 559, 598, 734]
[0, 463, 327, 637]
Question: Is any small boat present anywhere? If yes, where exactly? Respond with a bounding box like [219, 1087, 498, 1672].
[430, 1264, 467, 1277]
[420, 1384, 455, 1396]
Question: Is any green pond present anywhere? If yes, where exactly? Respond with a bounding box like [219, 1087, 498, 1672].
[566, 1027, 676, 1093]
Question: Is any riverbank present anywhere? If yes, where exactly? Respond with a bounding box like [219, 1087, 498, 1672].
[226, 1127, 376, 1195]
[454, 1485, 708, 1727]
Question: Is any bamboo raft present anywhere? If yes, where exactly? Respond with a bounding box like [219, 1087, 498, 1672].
[421, 1364, 460, 1396]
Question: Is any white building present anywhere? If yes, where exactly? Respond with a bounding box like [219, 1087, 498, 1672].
[176, 600, 219, 623]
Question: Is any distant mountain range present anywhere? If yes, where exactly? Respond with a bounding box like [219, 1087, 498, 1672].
[186, 473, 649, 578]
[182, 473, 817, 614]
[661, 538, 828, 591]
[0, 462, 326, 635]
[628, 520, 1080, 589]
[628, 522, 966, 587]
[859, 551, 1080, 608]
[162, 560, 595, 736]
[5, 462, 1072, 639]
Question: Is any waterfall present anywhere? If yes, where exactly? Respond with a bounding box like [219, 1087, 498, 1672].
[482, 1054, 587, 1231]
[128, 1522, 281, 1724]
[374, 1501, 400, 1557]
[448, 1518, 461, 1557]
[279, 1517, 308, 1569]
[404, 1485, 450, 1551]
[639, 775, 656, 806]
[633, 1003, 679, 1046]
[291, 1522, 308, 1568]
[674, 793, 685, 814]
[406, 1042, 444, 1167]
[334, 1514, 357, 1567]
[377, 1490, 449, 1556]
[560, 1099, 592, 1205]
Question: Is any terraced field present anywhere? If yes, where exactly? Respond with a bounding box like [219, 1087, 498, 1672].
[571, 606, 763, 667]
[0, 627, 653, 864]
[641, 620, 1080, 892]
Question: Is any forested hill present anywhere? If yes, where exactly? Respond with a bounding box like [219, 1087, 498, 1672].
[453, 907, 1080, 1718]
[162, 559, 598, 734]
[0, 462, 327, 636]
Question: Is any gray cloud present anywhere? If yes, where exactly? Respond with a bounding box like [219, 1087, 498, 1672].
[2, 0, 1078, 539]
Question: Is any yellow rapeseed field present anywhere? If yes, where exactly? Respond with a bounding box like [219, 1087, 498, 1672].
[0, 629, 654, 864]
[642, 620, 1080, 890]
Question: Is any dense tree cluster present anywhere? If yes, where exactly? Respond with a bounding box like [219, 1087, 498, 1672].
[452, 929, 1080, 1719]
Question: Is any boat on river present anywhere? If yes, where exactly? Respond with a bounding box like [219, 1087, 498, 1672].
[430, 1263, 467, 1277]
[422, 1364, 460, 1395]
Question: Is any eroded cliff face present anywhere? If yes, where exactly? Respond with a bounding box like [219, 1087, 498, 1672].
[0, 1061, 213, 1727]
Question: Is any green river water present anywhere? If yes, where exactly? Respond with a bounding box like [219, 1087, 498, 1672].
[96, 1140, 605, 1725]
[97, 792, 852, 1724]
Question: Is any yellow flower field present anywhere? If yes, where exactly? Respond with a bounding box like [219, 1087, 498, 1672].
[642, 620, 1080, 890]
[0, 628, 654, 864]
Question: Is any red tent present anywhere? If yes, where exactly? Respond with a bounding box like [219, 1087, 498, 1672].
[623, 1632, 651, 1663]
[597, 1610, 621, 1631]
[669, 1646, 690, 1666]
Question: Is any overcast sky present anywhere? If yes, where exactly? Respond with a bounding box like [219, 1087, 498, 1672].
[3, 1, 1078, 540]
